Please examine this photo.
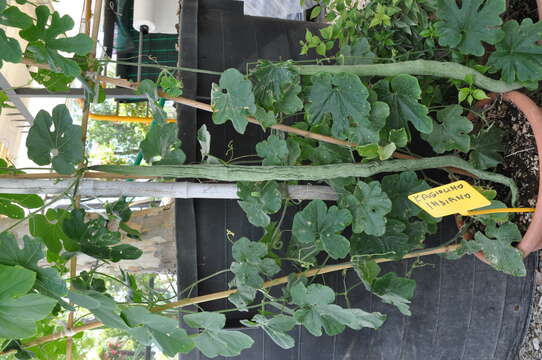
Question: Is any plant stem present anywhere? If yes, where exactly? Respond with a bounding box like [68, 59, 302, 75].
[267, 301, 296, 316]
[178, 269, 231, 297]
[272, 199, 290, 241]
[90, 155, 518, 204]
[2, 177, 80, 233]
[294, 60, 522, 93]
[217, 301, 274, 313]
[97, 59, 223, 76]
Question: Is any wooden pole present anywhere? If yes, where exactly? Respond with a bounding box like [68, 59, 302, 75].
[65, 256, 77, 360]
[85, 0, 93, 35]
[0, 243, 459, 355]
[66, 1, 99, 355]
[90, 0, 103, 57]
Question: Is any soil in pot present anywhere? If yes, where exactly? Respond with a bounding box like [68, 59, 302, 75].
[487, 98, 539, 233]
[505, 0, 539, 22]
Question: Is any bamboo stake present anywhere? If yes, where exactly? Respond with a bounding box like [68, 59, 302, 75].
[1, 243, 459, 355]
[85, 0, 92, 35]
[90, 0, 103, 57]
[66, 3, 98, 355]
[65, 256, 77, 360]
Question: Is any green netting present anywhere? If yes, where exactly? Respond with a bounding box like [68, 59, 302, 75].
[114, 0, 178, 82]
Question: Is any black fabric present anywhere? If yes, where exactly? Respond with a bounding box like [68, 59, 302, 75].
[176, 1, 538, 359]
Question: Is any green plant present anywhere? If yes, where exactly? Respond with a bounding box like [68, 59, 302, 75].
[456, 74, 489, 105]
[0, 0, 539, 358]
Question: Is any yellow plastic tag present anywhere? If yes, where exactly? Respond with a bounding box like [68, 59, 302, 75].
[408, 180, 490, 217]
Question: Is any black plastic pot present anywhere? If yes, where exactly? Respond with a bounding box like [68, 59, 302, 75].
[175, 1, 537, 359]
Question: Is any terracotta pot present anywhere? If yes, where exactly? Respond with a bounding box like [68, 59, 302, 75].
[502, 91, 542, 257]
[465, 92, 542, 261]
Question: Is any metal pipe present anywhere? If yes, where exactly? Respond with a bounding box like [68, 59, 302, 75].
[0, 179, 338, 200]
[89, 113, 176, 123]
[137, 25, 149, 82]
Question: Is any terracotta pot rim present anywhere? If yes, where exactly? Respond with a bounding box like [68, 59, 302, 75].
[468, 92, 542, 258]
[500, 91, 542, 256]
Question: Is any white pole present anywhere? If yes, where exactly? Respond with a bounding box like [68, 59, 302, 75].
[0, 179, 337, 200]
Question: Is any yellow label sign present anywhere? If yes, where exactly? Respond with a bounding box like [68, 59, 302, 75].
[408, 180, 490, 217]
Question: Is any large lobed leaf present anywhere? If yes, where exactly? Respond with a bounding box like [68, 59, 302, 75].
[290, 282, 386, 337]
[0, 232, 67, 299]
[347, 100, 389, 146]
[469, 125, 504, 169]
[29, 209, 73, 260]
[228, 237, 280, 311]
[256, 135, 289, 166]
[70, 291, 196, 357]
[242, 314, 296, 349]
[250, 60, 303, 115]
[381, 171, 429, 219]
[338, 180, 391, 236]
[306, 72, 371, 140]
[0, 264, 56, 339]
[448, 223, 526, 276]
[351, 219, 411, 261]
[140, 122, 186, 165]
[0, 5, 33, 29]
[292, 200, 352, 259]
[237, 181, 282, 228]
[62, 209, 142, 262]
[0, 193, 43, 220]
[0, 158, 44, 220]
[0, 28, 22, 67]
[184, 312, 254, 358]
[373, 74, 432, 135]
[422, 105, 473, 154]
[137, 80, 186, 165]
[211, 68, 257, 134]
[69, 290, 130, 330]
[354, 259, 416, 315]
[435, 0, 505, 56]
[26, 104, 83, 174]
[21, 6, 92, 55]
[30, 69, 74, 93]
[488, 19, 542, 83]
[123, 307, 195, 356]
[338, 38, 376, 65]
[21, 6, 92, 78]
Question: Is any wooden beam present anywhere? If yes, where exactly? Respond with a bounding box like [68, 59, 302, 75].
[0, 179, 337, 200]
[90, 0, 103, 57]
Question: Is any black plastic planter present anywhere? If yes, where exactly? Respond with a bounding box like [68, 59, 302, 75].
[175, 1, 537, 359]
